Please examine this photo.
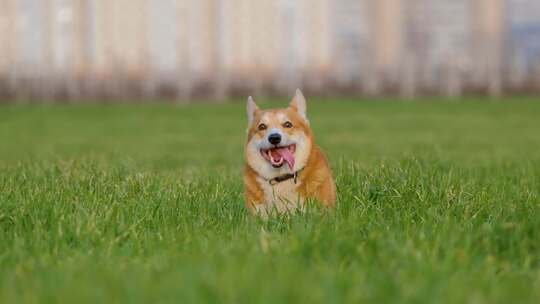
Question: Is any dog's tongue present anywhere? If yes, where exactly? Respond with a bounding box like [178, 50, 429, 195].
[271, 147, 295, 170]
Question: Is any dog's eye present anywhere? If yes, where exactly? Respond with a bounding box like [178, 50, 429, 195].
[258, 123, 267, 131]
[283, 121, 293, 128]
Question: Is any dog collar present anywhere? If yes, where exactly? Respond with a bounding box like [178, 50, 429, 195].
[268, 169, 302, 185]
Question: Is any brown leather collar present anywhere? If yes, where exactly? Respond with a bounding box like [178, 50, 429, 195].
[268, 169, 302, 185]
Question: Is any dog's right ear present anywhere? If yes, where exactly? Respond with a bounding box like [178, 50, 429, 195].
[246, 96, 260, 125]
[289, 89, 309, 124]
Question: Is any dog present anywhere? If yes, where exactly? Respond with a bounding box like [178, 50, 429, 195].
[243, 89, 336, 216]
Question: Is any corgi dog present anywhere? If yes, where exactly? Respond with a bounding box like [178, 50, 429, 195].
[243, 89, 336, 216]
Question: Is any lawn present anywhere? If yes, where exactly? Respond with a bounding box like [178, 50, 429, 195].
[0, 97, 539, 303]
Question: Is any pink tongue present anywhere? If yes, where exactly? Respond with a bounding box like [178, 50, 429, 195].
[275, 147, 295, 170]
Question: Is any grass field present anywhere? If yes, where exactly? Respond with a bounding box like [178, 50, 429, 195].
[0, 98, 539, 303]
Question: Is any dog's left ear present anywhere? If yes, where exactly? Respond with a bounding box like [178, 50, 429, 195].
[247, 96, 260, 125]
[289, 89, 308, 123]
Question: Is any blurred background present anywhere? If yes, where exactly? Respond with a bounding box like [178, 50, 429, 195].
[0, 0, 539, 102]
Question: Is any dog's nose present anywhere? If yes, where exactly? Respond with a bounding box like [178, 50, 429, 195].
[268, 133, 281, 145]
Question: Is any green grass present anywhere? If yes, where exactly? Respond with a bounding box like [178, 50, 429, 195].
[0, 98, 539, 303]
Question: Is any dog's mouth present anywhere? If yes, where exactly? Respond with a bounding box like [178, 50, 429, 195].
[260, 144, 296, 169]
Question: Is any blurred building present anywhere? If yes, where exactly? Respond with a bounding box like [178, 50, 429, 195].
[0, 0, 539, 101]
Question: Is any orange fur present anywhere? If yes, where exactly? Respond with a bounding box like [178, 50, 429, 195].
[243, 90, 336, 215]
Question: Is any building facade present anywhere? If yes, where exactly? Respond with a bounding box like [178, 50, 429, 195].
[0, 0, 539, 100]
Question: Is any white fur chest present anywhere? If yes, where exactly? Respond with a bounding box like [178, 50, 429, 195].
[255, 176, 304, 215]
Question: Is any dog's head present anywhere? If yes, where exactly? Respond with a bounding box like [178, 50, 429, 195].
[245, 89, 313, 179]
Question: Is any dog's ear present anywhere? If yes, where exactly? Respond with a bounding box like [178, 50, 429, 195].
[246, 96, 260, 125]
[289, 89, 308, 123]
